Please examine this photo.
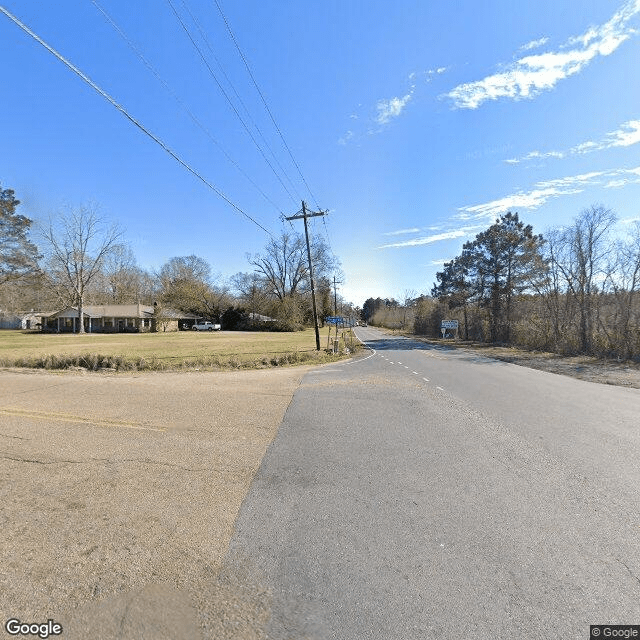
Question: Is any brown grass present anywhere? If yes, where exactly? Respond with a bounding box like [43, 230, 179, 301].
[0, 328, 362, 372]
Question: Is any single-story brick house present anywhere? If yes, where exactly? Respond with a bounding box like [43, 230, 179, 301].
[41, 304, 201, 333]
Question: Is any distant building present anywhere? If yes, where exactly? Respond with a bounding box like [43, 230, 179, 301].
[248, 312, 275, 322]
[0, 311, 52, 330]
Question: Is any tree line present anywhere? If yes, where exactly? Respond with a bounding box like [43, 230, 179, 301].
[364, 205, 640, 360]
[0, 184, 350, 333]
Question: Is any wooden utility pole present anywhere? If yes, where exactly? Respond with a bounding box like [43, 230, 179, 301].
[285, 201, 325, 351]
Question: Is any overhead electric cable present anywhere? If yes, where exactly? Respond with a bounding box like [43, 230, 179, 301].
[0, 4, 274, 237]
[166, 0, 299, 206]
[214, 0, 321, 210]
[321, 212, 336, 258]
[91, 0, 284, 216]
[179, 0, 302, 202]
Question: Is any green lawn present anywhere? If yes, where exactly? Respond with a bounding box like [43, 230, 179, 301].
[0, 328, 357, 371]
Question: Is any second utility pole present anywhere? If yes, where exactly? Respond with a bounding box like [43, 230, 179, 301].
[285, 201, 325, 351]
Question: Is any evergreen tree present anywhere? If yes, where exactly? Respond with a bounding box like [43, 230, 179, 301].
[433, 212, 547, 343]
[469, 212, 547, 342]
[431, 245, 475, 340]
[0, 186, 41, 287]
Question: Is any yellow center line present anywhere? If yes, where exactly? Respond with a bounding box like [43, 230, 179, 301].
[0, 407, 166, 432]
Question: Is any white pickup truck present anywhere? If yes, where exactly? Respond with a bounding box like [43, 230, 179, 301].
[192, 321, 221, 331]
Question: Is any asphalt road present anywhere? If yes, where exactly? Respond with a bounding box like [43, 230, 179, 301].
[228, 326, 640, 640]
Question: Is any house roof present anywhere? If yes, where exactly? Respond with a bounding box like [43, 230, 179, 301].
[48, 305, 201, 320]
[51, 304, 154, 319]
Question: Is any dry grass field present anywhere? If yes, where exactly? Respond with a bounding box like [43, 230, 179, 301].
[0, 328, 358, 371]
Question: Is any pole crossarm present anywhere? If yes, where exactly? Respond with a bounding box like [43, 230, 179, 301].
[284, 210, 326, 221]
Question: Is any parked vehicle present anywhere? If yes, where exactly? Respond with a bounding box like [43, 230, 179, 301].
[192, 321, 221, 331]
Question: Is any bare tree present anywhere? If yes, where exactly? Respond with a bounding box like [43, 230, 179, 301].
[552, 205, 617, 353]
[157, 255, 228, 318]
[609, 222, 640, 358]
[41, 206, 123, 333]
[401, 288, 417, 330]
[99, 244, 139, 303]
[231, 271, 269, 317]
[248, 230, 338, 301]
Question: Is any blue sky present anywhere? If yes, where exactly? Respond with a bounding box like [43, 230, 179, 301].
[2, 1, 639, 307]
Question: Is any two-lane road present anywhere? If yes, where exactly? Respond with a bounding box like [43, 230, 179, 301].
[228, 326, 640, 639]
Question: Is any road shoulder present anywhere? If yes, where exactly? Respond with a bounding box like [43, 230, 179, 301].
[0, 367, 310, 639]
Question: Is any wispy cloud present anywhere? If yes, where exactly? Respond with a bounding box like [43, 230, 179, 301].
[340, 67, 449, 144]
[410, 67, 448, 82]
[383, 227, 422, 236]
[378, 226, 481, 249]
[507, 119, 640, 163]
[338, 130, 354, 146]
[457, 165, 640, 220]
[446, 0, 640, 109]
[375, 89, 414, 125]
[506, 150, 565, 164]
[578, 119, 640, 151]
[520, 36, 550, 52]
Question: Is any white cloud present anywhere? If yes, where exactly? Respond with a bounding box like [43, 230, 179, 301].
[604, 179, 629, 188]
[458, 165, 640, 220]
[520, 36, 550, 52]
[383, 227, 422, 236]
[375, 90, 413, 125]
[447, 0, 640, 109]
[586, 119, 640, 150]
[506, 150, 565, 164]
[457, 187, 583, 220]
[507, 119, 640, 163]
[378, 226, 480, 249]
[413, 67, 449, 82]
[338, 130, 354, 145]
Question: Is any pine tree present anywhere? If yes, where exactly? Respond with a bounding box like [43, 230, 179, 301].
[0, 186, 41, 286]
[469, 212, 547, 343]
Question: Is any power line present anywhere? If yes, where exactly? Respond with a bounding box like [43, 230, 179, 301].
[179, 0, 303, 203]
[214, 0, 321, 210]
[166, 0, 299, 206]
[91, 0, 285, 216]
[0, 4, 274, 237]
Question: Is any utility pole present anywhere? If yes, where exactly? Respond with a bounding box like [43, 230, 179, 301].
[285, 201, 325, 351]
[333, 275, 338, 316]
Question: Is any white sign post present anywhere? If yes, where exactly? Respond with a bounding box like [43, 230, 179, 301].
[441, 320, 459, 338]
